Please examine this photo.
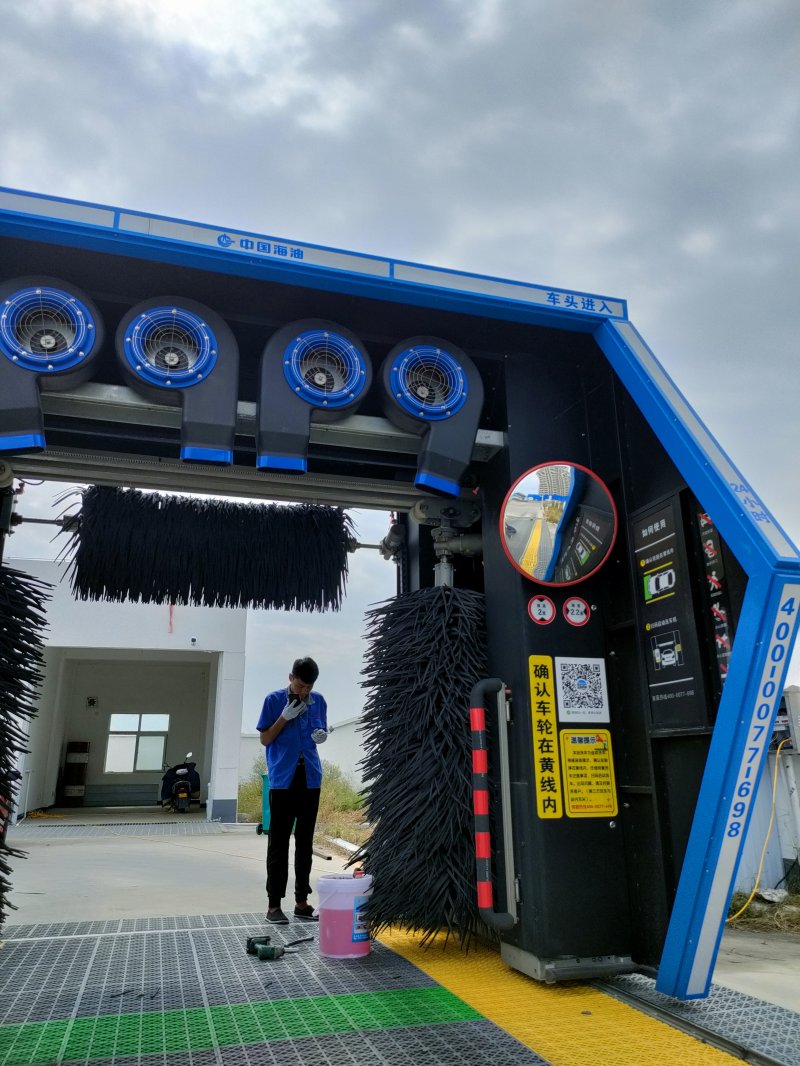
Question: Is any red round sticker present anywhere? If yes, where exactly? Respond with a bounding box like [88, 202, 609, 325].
[528, 595, 556, 625]
[563, 597, 591, 626]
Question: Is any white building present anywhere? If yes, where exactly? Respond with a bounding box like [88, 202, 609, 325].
[12, 559, 247, 822]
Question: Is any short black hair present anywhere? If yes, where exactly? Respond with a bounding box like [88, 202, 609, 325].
[291, 657, 319, 684]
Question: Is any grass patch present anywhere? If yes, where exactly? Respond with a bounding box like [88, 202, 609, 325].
[317, 761, 369, 847]
[237, 755, 266, 823]
[237, 755, 369, 846]
[727, 891, 800, 934]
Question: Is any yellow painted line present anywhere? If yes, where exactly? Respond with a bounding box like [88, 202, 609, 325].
[647, 591, 676, 605]
[520, 518, 543, 573]
[378, 930, 738, 1066]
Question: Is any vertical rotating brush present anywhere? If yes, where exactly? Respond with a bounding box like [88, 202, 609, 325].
[353, 585, 488, 944]
[0, 566, 51, 928]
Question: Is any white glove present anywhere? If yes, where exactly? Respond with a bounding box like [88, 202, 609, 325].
[281, 696, 305, 721]
[311, 728, 328, 744]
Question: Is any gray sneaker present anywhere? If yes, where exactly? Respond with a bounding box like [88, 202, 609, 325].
[294, 905, 319, 922]
[265, 908, 289, 924]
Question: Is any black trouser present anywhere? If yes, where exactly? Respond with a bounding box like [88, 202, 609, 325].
[266, 761, 321, 908]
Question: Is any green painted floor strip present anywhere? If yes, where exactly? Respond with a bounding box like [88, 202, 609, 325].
[0, 986, 481, 1065]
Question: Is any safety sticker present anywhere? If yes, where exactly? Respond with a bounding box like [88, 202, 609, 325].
[563, 596, 591, 626]
[559, 729, 618, 817]
[528, 595, 556, 625]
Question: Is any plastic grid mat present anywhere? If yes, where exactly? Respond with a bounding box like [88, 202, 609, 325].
[7, 823, 227, 841]
[607, 974, 800, 1066]
[0, 926, 435, 1026]
[0, 916, 549, 1066]
[5, 914, 797, 1066]
[4, 914, 264, 941]
[101, 1020, 550, 1065]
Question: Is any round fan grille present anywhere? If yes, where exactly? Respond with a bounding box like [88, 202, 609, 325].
[283, 329, 368, 408]
[123, 307, 217, 388]
[390, 345, 467, 421]
[0, 286, 96, 373]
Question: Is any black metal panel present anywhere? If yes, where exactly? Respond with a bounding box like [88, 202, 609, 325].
[480, 346, 635, 967]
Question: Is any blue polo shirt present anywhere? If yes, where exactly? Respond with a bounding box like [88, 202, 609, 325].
[256, 688, 327, 789]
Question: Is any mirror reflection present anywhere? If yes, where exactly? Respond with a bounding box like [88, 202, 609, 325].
[501, 463, 617, 585]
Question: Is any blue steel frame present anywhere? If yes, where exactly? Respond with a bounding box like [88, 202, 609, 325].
[1, 186, 798, 1001]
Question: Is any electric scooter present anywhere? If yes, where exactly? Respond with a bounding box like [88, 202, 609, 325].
[160, 752, 201, 812]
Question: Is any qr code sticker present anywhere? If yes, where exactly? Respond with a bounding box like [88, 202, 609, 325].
[554, 657, 610, 722]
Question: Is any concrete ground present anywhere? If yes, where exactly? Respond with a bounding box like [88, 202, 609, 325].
[4, 807, 799, 1015]
[5, 807, 347, 923]
[713, 927, 800, 1014]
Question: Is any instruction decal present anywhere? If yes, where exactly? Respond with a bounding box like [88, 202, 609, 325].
[632, 499, 703, 722]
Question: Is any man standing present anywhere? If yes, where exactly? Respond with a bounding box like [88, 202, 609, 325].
[257, 657, 328, 923]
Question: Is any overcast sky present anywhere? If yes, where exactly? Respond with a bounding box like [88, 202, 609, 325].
[2, 0, 799, 690]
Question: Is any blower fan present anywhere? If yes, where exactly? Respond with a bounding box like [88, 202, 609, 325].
[257, 319, 371, 471]
[381, 337, 484, 496]
[391, 343, 468, 420]
[0, 277, 104, 453]
[116, 297, 240, 464]
[122, 306, 213, 386]
[289, 329, 366, 405]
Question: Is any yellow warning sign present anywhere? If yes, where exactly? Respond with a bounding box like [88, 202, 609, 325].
[559, 729, 617, 818]
[529, 655, 562, 819]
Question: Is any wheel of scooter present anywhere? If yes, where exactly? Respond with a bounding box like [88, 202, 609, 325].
[256, 823, 263, 835]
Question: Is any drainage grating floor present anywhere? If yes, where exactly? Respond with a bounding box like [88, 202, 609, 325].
[7, 823, 228, 841]
[0, 914, 549, 1066]
[3, 914, 798, 1066]
[606, 973, 800, 1066]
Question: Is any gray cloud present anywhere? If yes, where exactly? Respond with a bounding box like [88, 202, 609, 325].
[1, 0, 798, 674]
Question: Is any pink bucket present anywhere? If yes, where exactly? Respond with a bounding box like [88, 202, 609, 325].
[317, 873, 373, 959]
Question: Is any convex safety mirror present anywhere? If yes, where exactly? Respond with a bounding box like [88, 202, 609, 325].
[500, 462, 617, 584]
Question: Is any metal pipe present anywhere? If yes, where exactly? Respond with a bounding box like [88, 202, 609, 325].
[433, 557, 454, 587]
[469, 676, 516, 932]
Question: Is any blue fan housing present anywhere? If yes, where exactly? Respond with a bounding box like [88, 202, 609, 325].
[282, 329, 368, 409]
[0, 285, 97, 373]
[122, 306, 218, 389]
[389, 344, 468, 421]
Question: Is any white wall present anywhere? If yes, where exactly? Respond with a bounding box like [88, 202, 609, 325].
[238, 716, 366, 790]
[15, 648, 67, 813]
[240, 735, 265, 781]
[321, 717, 365, 788]
[735, 753, 786, 892]
[62, 656, 211, 805]
[17, 561, 247, 656]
